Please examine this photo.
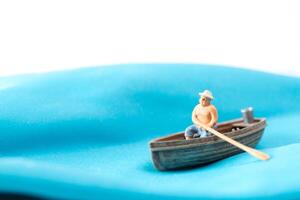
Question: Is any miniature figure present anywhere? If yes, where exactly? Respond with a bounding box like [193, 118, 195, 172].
[184, 90, 218, 140]
[149, 90, 270, 171]
[149, 104, 269, 171]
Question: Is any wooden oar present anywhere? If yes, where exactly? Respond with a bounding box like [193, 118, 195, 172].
[203, 125, 270, 161]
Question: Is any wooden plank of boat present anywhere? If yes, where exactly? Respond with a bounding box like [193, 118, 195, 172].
[149, 118, 267, 171]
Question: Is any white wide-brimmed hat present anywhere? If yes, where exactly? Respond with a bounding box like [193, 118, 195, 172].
[198, 90, 214, 99]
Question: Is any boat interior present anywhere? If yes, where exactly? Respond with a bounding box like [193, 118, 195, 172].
[154, 119, 261, 142]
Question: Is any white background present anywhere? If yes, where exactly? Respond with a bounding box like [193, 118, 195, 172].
[0, 0, 299, 77]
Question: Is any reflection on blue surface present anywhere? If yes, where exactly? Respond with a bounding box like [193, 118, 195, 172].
[0, 64, 300, 199]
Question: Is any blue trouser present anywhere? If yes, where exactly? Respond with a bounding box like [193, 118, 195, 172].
[185, 124, 209, 138]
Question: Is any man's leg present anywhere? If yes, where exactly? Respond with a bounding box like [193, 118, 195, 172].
[185, 125, 198, 140]
[204, 125, 217, 137]
[199, 128, 209, 138]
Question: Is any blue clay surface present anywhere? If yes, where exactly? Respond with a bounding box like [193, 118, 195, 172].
[0, 64, 300, 199]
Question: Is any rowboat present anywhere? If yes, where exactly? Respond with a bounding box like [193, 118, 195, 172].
[149, 117, 267, 171]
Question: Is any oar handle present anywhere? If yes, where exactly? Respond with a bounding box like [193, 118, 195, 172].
[203, 126, 270, 161]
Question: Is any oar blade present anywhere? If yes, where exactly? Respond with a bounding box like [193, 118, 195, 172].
[249, 148, 270, 161]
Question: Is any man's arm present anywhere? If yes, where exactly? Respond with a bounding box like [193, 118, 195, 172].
[208, 106, 218, 128]
[192, 106, 204, 127]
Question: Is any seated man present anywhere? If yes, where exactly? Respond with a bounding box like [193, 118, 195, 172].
[185, 90, 218, 140]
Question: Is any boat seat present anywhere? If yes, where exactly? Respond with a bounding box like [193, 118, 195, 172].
[232, 123, 252, 127]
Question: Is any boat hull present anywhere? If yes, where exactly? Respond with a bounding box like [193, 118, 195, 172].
[150, 118, 266, 171]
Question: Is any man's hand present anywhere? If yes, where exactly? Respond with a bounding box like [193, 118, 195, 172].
[207, 122, 215, 128]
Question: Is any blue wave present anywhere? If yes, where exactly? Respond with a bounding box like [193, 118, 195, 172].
[0, 64, 299, 199]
